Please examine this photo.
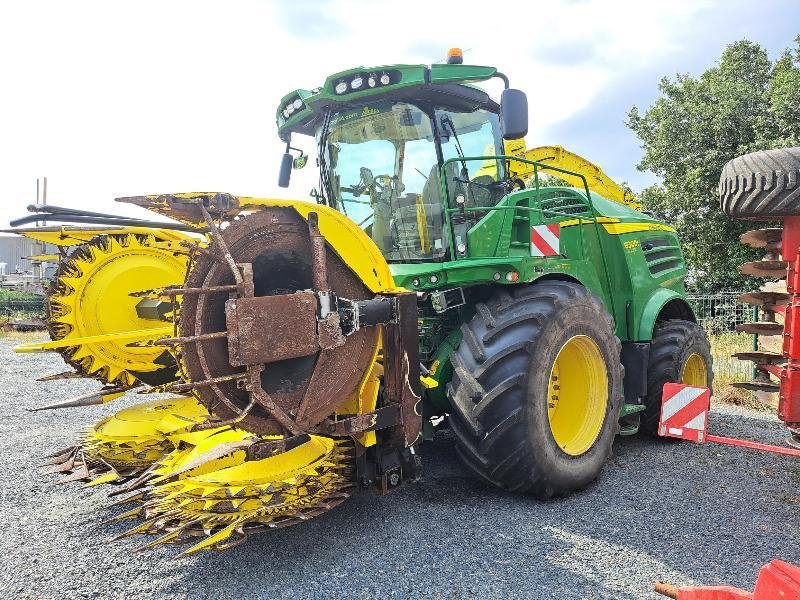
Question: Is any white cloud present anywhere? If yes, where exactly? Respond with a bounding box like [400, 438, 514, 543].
[0, 0, 719, 223]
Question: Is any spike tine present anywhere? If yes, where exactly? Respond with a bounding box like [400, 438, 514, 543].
[107, 491, 147, 508]
[42, 445, 79, 462]
[102, 506, 145, 524]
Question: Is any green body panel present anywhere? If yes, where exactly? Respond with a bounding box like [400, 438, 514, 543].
[390, 180, 689, 344]
[276, 61, 695, 424]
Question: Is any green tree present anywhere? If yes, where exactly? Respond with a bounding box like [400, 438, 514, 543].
[627, 36, 800, 292]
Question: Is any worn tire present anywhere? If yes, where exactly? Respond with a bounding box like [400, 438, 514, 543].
[641, 320, 713, 436]
[446, 281, 623, 498]
[720, 147, 800, 219]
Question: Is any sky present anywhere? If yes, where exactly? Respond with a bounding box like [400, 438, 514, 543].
[0, 0, 798, 225]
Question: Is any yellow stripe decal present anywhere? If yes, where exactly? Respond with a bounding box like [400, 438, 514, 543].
[602, 222, 676, 235]
[560, 217, 621, 228]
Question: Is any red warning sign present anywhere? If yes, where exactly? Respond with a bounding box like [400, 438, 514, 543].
[659, 382, 710, 442]
[530, 224, 560, 257]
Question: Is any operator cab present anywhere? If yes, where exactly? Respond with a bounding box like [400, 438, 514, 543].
[276, 58, 528, 264]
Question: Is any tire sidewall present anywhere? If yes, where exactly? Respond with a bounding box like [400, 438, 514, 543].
[524, 299, 621, 492]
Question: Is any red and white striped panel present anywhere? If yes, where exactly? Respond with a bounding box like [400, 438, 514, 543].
[658, 382, 711, 442]
[531, 224, 560, 257]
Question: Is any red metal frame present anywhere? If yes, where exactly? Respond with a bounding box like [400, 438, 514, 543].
[655, 560, 800, 599]
[777, 216, 800, 430]
[704, 434, 800, 457]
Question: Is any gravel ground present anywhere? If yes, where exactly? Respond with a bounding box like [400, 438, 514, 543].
[0, 337, 798, 599]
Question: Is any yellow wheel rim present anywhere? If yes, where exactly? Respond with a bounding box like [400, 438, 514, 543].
[547, 335, 608, 456]
[681, 352, 708, 387]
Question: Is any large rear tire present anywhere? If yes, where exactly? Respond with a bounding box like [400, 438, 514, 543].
[640, 320, 713, 436]
[719, 147, 800, 219]
[447, 281, 623, 498]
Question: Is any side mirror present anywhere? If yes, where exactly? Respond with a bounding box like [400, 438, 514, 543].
[500, 88, 528, 140]
[278, 152, 293, 188]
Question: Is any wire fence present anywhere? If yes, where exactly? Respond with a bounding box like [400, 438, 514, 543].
[686, 292, 756, 334]
[0, 298, 45, 320]
[687, 292, 755, 383]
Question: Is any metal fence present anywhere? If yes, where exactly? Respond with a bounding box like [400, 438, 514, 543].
[0, 297, 45, 319]
[686, 292, 756, 334]
[687, 292, 755, 383]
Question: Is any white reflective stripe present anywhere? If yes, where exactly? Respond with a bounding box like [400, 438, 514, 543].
[530, 242, 544, 257]
[682, 411, 706, 431]
[668, 427, 683, 436]
[661, 387, 704, 422]
[536, 225, 560, 253]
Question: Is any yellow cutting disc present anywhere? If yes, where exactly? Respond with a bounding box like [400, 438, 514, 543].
[48, 232, 189, 385]
[116, 429, 354, 554]
[43, 396, 211, 484]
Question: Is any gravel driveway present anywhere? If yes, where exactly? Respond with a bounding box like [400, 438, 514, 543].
[1, 337, 797, 599]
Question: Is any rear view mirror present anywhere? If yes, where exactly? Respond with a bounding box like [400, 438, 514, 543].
[500, 88, 528, 140]
[278, 152, 293, 188]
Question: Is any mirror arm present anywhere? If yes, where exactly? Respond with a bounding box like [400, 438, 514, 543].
[495, 72, 510, 89]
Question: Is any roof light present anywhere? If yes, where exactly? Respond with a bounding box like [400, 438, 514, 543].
[285, 103, 295, 115]
[351, 76, 363, 90]
[282, 108, 291, 118]
[292, 98, 303, 109]
[367, 75, 376, 88]
[335, 81, 348, 94]
[380, 73, 390, 85]
[447, 47, 463, 64]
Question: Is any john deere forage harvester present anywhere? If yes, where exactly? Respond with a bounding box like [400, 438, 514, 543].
[7, 50, 711, 553]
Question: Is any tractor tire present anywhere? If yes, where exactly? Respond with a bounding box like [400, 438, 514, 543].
[719, 147, 800, 219]
[640, 320, 713, 436]
[447, 281, 623, 498]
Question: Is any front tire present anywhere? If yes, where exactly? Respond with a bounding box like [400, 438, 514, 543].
[447, 281, 623, 498]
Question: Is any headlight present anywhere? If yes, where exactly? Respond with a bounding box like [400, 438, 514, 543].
[351, 76, 363, 90]
[335, 81, 348, 94]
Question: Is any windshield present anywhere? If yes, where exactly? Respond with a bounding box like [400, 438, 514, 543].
[436, 107, 506, 208]
[320, 101, 506, 263]
[323, 101, 444, 261]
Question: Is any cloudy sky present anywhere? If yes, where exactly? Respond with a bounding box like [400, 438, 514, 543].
[1, 0, 798, 224]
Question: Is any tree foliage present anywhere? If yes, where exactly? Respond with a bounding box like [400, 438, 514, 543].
[627, 37, 800, 292]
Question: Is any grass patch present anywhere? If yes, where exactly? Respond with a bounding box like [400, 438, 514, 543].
[0, 289, 42, 302]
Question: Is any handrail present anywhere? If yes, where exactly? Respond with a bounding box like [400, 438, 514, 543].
[439, 154, 616, 316]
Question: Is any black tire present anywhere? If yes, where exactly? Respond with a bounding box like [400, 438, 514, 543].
[446, 281, 623, 498]
[719, 147, 800, 219]
[641, 320, 713, 436]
